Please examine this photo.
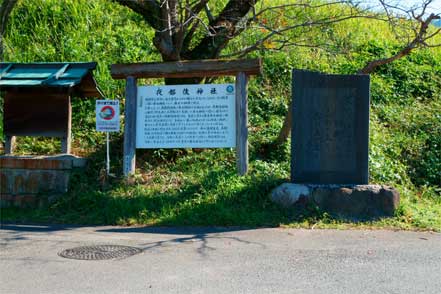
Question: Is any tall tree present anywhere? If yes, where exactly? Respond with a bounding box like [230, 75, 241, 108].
[115, 0, 257, 63]
[115, 1, 379, 63]
[115, 1, 440, 146]
[275, 0, 440, 145]
[0, 0, 18, 60]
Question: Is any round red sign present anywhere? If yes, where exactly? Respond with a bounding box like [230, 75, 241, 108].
[99, 106, 115, 120]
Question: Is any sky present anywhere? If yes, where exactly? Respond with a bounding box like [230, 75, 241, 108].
[362, 0, 441, 15]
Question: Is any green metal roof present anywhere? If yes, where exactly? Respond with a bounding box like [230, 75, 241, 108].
[0, 62, 103, 98]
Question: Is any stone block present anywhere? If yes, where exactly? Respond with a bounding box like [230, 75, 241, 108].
[0, 156, 72, 170]
[0, 155, 87, 208]
[17, 194, 38, 208]
[13, 174, 25, 194]
[271, 183, 311, 207]
[54, 172, 70, 193]
[312, 185, 400, 218]
[271, 183, 400, 218]
[0, 172, 10, 194]
[26, 172, 40, 194]
[40, 171, 56, 192]
[373, 186, 400, 216]
[0, 194, 14, 208]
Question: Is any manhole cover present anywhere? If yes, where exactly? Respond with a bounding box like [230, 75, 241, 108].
[58, 245, 142, 260]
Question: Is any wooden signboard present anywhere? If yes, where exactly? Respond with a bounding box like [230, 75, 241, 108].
[136, 84, 236, 149]
[111, 59, 261, 176]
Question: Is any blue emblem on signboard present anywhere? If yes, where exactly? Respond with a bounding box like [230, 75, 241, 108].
[226, 85, 234, 94]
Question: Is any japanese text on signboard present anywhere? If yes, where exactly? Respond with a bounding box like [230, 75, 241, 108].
[136, 84, 236, 148]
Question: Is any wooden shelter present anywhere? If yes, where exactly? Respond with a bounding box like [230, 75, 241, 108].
[0, 62, 103, 154]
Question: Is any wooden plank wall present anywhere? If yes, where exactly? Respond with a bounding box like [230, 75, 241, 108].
[3, 89, 71, 154]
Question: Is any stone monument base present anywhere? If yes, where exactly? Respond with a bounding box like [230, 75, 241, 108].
[271, 183, 400, 219]
[0, 155, 87, 208]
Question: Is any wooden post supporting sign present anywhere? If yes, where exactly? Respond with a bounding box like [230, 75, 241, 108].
[123, 76, 138, 176]
[235, 72, 249, 175]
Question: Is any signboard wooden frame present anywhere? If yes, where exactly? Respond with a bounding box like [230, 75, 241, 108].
[111, 59, 262, 176]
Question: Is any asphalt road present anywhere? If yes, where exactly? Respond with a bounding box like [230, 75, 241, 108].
[1, 224, 440, 294]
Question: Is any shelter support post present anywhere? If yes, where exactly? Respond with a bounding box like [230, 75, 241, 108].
[61, 96, 72, 154]
[5, 136, 16, 154]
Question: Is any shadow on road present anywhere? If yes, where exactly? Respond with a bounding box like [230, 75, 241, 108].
[1, 223, 267, 257]
[1, 223, 79, 232]
[96, 226, 267, 256]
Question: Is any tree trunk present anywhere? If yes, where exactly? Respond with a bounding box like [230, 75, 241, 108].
[275, 101, 292, 145]
[0, 0, 18, 60]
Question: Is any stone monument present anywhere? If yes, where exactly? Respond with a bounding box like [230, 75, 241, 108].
[271, 70, 399, 219]
[291, 70, 369, 184]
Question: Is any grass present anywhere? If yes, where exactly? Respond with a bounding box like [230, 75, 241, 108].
[1, 0, 440, 231]
[2, 146, 440, 231]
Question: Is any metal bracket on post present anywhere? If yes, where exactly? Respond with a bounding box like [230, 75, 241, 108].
[123, 76, 137, 176]
[235, 72, 249, 175]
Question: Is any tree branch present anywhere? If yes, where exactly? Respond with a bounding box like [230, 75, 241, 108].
[275, 2, 441, 146]
[0, 0, 18, 60]
[114, 0, 162, 30]
[183, 0, 259, 60]
[0, 0, 17, 35]
[358, 13, 440, 74]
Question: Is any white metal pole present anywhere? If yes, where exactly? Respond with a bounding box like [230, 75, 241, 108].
[106, 132, 110, 175]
